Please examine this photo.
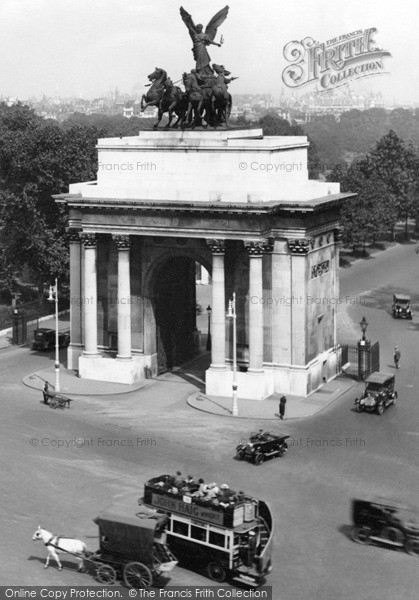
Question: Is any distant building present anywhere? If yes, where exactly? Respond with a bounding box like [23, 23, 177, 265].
[281, 87, 387, 121]
[123, 106, 134, 118]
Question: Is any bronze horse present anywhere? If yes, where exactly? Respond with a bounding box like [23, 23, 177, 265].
[182, 72, 206, 128]
[154, 78, 187, 129]
[141, 68, 168, 111]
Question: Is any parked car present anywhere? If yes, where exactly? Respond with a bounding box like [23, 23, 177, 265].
[351, 497, 419, 556]
[354, 372, 397, 415]
[32, 328, 70, 351]
[392, 293, 413, 319]
[235, 431, 289, 465]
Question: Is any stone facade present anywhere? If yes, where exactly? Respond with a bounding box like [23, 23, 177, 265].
[56, 129, 354, 398]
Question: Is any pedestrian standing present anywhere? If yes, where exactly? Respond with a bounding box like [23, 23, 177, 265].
[394, 346, 401, 369]
[279, 395, 287, 420]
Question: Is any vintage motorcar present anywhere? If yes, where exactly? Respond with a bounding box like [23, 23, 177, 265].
[351, 497, 419, 556]
[235, 431, 289, 465]
[354, 372, 397, 415]
[32, 328, 70, 351]
[392, 293, 413, 319]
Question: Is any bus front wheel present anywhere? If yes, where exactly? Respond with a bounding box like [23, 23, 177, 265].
[207, 562, 227, 583]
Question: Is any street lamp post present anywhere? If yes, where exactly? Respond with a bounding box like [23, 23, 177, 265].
[358, 316, 369, 380]
[206, 305, 212, 351]
[48, 278, 60, 392]
[226, 292, 238, 416]
[359, 316, 368, 342]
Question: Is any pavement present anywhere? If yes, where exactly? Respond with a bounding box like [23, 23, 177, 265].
[186, 375, 358, 419]
[20, 345, 358, 419]
[3, 306, 358, 420]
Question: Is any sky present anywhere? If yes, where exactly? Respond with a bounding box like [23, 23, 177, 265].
[0, 0, 418, 104]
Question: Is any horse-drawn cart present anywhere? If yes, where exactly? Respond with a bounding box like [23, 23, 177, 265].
[44, 390, 72, 409]
[88, 510, 177, 587]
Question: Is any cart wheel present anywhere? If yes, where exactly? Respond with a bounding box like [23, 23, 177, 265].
[254, 452, 264, 465]
[206, 561, 227, 583]
[351, 526, 371, 545]
[124, 562, 153, 588]
[405, 538, 419, 557]
[96, 564, 117, 584]
[377, 403, 384, 415]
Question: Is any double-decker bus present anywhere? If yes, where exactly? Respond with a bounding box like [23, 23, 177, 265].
[140, 474, 273, 587]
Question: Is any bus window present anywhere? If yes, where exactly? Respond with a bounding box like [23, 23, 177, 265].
[173, 520, 189, 536]
[191, 525, 207, 542]
[209, 530, 225, 548]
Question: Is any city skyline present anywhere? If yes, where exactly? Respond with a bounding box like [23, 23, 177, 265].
[0, 0, 418, 104]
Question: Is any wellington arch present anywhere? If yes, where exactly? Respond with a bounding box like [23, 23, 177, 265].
[55, 128, 354, 399]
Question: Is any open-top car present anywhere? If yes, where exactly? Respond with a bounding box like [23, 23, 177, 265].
[351, 497, 419, 556]
[235, 431, 289, 465]
[354, 372, 397, 415]
[392, 293, 413, 319]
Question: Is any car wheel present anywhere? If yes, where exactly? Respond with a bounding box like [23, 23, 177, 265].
[254, 453, 264, 465]
[351, 526, 371, 545]
[235, 449, 244, 461]
[206, 562, 227, 583]
[382, 527, 404, 545]
[377, 403, 384, 415]
[405, 538, 419, 557]
[278, 443, 288, 457]
[355, 401, 362, 413]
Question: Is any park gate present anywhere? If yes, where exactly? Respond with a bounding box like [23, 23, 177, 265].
[340, 341, 380, 380]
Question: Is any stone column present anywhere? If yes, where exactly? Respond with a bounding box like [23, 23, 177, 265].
[68, 229, 82, 346]
[288, 238, 312, 365]
[113, 235, 132, 360]
[206, 240, 226, 370]
[245, 241, 268, 372]
[81, 233, 98, 357]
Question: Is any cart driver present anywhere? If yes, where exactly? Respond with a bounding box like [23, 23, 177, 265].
[43, 382, 50, 404]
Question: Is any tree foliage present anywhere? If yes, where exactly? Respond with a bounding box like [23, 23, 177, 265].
[0, 103, 98, 291]
[259, 111, 320, 179]
[304, 107, 419, 170]
[329, 130, 419, 248]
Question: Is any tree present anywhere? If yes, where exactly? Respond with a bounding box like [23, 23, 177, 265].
[259, 112, 320, 178]
[334, 163, 395, 251]
[0, 103, 98, 293]
[361, 130, 419, 239]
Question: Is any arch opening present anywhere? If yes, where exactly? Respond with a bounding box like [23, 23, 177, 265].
[152, 256, 212, 374]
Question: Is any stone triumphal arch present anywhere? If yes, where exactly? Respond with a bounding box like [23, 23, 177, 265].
[56, 128, 353, 399]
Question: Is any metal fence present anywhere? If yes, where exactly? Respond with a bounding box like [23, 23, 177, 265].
[340, 341, 380, 380]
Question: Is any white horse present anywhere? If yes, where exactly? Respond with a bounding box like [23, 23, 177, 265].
[32, 526, 87, 571]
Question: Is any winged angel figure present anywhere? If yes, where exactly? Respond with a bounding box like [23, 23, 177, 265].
[180, 5, 229, 78]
